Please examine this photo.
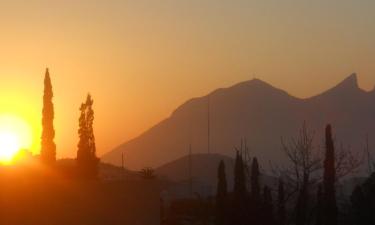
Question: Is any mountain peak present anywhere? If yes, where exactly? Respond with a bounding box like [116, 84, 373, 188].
[231, 78, 282, 92]
[337, 73, 358, 89]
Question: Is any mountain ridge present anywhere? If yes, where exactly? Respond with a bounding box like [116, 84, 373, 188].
[102, 74, 375, 170]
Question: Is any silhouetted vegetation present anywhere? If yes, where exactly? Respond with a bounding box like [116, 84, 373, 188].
[323, 124, 338, 225]
[216, 160, 228, 225]
[350, 173, 375, 225]
[140, 167, 156, 179]
[77, 94, 99, 179]
[262, 185, 275, 225]
[277, 179, 286, 225]
[1, 69, 372, 225]
[233, 150, 247, 225]
[40, 68, 56, 164]
[316, 185, 324, 225]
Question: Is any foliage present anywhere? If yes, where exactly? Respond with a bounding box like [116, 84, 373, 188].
[216, 160, 228, 225]
[139, 167, 156, 179]
[323, 124, 338, 225]
[77, 94, 99, 179]
[350, 173, 375, 225]
[40, 68, 56, 164]
[277, 179, 286, 225]
[233, 151, 247, 225]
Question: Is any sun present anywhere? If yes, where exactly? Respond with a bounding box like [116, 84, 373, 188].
[0, 115, 32, 164]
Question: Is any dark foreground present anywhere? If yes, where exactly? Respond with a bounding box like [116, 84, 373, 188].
[0, 166, 161, 225]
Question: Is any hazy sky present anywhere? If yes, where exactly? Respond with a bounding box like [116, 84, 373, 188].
[0, 0, 374, 158]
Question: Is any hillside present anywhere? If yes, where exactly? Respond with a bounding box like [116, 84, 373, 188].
[102, 74, 375, 171]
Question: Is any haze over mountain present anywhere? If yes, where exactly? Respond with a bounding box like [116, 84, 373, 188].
[102, 74, 375, 170]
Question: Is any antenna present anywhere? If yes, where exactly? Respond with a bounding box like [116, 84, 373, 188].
[187, 114, 193, 196]
[188, 143, 193, 196]
[207, 96, 211, 154]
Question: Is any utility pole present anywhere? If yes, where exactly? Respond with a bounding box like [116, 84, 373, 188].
[121, 152, 125, 179]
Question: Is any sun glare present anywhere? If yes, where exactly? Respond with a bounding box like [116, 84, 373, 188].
[0, 115, 32, 164]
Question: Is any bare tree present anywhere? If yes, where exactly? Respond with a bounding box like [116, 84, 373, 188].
[334, 143, 361, 181]
[280, 122, 321, 225]
[279, 122, 322, 200]
[273, 122, 361, 225]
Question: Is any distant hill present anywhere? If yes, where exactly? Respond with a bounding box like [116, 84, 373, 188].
[56, 158, 138, 180]
[156, 153, 276, 193]
[156, 153, 235, 189]
[102, 74, 375, 171]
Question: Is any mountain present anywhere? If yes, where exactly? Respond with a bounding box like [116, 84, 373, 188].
[102, 73, 375, 171]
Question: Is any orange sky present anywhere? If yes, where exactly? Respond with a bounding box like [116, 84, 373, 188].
[0, 0, 374, 158]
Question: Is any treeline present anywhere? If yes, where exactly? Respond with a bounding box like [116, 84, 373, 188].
[40, 68, 99, 179]
[213, 124, 372, 225]
[161, 123, 372, 225]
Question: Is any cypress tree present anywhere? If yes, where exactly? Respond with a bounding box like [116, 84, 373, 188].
[41, 68, 56, 164]
[251, 157, 261, 201]
[277, 179, 286, 225]
[233, 151, 247, 225]
[323, 124, 337, 225]
[77, 94, 99, 178]
[234, 151, 246, 200]
[216, 160, 228, 225]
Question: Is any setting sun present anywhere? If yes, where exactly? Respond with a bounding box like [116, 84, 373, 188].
[0, 115, 32, 164]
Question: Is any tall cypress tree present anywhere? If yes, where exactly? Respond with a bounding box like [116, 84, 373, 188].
[277, 179, 286, 225]
[251, 157, 261, 201]
[216, 160, 228, 225]
[77, 94, 99, 178]
[41, 68, 56, 164]
[234, 151, 246, 200]
[323, 124, 338, 225]
[233, 151, 247, 225]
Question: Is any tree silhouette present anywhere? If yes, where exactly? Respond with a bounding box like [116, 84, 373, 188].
[251, 157, 261, 201]
[139, 167, 156, 179]
[323, 125, 337, 225]
[77, 94, 99, 179]
[277, 179, 286, 225]
[40, 68, 56, 164]
[233, 151, 247, 225]
[216, 160, 228, 225]
[262, 186, 275, 225]
[281, 122, 321, 225]
[350, 173, 375, 225]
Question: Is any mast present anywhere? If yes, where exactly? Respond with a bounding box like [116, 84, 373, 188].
[207, 96, 211, 154]
[188, 112, 193, 196]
